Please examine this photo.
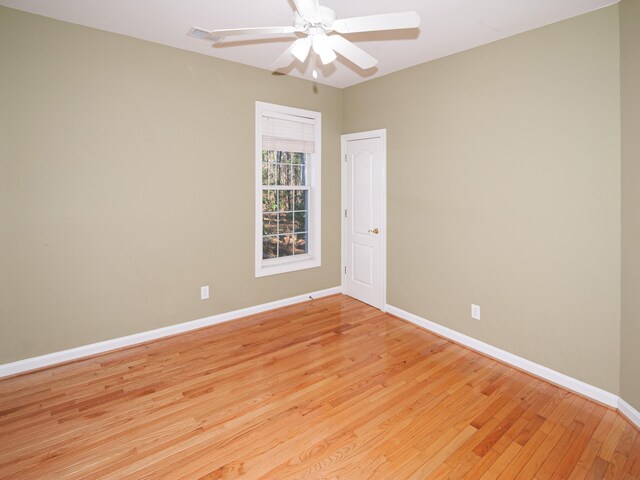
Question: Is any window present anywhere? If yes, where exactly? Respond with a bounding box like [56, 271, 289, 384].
[255, 102, 321, 277]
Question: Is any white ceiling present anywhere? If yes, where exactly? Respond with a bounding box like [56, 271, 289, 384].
[0, 0, 618, 88]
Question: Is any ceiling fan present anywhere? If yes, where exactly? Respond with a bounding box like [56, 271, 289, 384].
[188, 0, 420, 71]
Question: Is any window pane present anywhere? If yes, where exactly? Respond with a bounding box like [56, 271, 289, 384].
[278, 164, 291, 186]
[278, 234, 294, 257]
[294, 190, 307, 211]
[294, 211, 307, 232]
[294, 233, 308, 255]
[278, 190, 292, 212]
[263, 236, 278, 259]
[292, 165, 306, 186]
[263, 213, 277, 235]
[278, 212, 293, 234]
[261, 162, 277, 186]
[276, 151, 293, 164]
[262, 190, 277, 212]
[292, 153, 306, 165]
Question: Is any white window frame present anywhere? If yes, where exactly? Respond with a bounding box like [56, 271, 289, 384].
[255, 101, 321, 277]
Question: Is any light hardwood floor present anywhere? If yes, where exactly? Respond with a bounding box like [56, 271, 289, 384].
[0, 294, 638, 479]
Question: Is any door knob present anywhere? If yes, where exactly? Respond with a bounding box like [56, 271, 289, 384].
[368, 228, 379, 234]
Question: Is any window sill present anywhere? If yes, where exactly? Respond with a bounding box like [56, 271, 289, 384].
[255, 255, 321, 277]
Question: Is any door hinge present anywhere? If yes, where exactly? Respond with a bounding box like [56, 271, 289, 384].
[344, 266, 347, 275]
[344, 154, 347, 162]
[344, 209, 347, 218]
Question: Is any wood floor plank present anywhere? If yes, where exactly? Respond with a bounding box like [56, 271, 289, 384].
[0, 294, 637, 479]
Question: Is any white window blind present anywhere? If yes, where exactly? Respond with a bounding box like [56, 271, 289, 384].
[261, 112, 316, 154]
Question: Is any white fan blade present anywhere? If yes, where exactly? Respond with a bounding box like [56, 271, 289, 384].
[209, 26, 300, 37]
[328, 35, 377, 69]
[188, 27, 223, 43]
[332, 11, 420, 34]
[293, 0, 321, 23]
[271, 38, 309, 70]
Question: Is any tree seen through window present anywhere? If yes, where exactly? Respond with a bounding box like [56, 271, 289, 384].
[261, 150, 308, 259]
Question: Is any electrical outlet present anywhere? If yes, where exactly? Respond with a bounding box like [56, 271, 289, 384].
[471, 304, 481, 320]
[201, 285, 209, 300]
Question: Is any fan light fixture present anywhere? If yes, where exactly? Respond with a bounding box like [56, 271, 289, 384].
[312, 34, 336, 65]
[291, 38, 311, 62]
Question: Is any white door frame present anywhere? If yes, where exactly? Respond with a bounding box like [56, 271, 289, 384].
[341, 129, 387, 311]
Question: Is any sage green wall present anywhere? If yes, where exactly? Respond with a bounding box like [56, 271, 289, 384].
[0, 6, 342, 363]
[343, 7, 621, 393]
[620, 0, 640, 411]
[0, 3, 631, 400]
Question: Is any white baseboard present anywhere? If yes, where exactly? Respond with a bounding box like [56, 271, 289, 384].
[386, 304, 621, 409]
[618, 397, 640, 430]
[0, 286, 342, 379]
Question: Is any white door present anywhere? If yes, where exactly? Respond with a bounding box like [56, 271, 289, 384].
[342, 130, 386, 310]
